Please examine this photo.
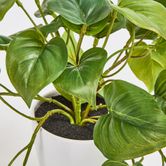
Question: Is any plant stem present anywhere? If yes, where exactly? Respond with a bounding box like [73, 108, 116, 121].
[8, 145, 29, 166]
[16, 0, 46, 42]
[76, 24, 87, 64]
[72, 96, 82, 125]
[80, 118, 97, 125]
[102, 11, 117, 48]
[35, 95, 73, 114]
[82, 104, 91, 119]
[23, 109, 74, 166]
[0, 83, 16, 94]
[34, 0, 54, 38]
[159, 150, 166, 166]
[66, 29, 70, 45]
[132, 159, 135, 165]
[93, 37, 99, 47]
[0, 96, 42, 121]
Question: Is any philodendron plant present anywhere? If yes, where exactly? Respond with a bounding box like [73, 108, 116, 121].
[0, 0, 166, 165]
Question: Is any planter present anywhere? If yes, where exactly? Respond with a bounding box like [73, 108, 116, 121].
[31, 93, 106, 166]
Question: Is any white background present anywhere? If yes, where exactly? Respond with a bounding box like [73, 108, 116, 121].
[0, 0, 165, 166]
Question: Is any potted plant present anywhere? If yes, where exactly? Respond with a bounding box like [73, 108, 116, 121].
[0, 0, 166, 165]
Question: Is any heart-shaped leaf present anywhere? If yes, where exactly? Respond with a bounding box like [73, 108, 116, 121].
[107, 0, 166, 39]
[54, 48, 107, 106]
[0, 0, 16, 21]
[102, 160, 128, 166]
[6, 30, 68, 106]
[47, 0, 111, 25]
[128, 43, 165, 91]
[94, 80, 166, 161]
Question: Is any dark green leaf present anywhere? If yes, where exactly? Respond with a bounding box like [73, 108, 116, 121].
[47, 0, 111, 25]
[0, 35, 12, 50]
[107, 0, 166, 39]
[94, 80, 166, 161]
[0, 0, 16, 21]
[54, 48, 107, 106]
[40, 16, 62, 36]
[102, 160, 128, 166]
[6, 30, 68, 106]
[155, 70, 166, 100]
[95, 13, 126, 38]
[155, 0, 166, 7]
[61, 17, 108, 36]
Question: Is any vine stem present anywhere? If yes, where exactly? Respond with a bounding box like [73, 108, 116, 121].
[159, 150, 166, 166]
[16, 0, 47, 42]
[0, 96, 42, 121]
[34, 0, 54, 38]
[76, 24, 87, 64]
[102, 11, 117, 49]
[82, 104, 91, 119]
[35, 95, 73, 115]
[80, 118, 97, 125]
[8, 109, 74, 166]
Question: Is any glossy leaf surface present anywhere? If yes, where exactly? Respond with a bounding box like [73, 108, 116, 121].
[6, 30, 67, 106]
[94, 80, 166, 161]
[47, 0, 111, 25]
[0, 0, 16, 21]
[107, 0, 166, 39]
[155, 70, 166, 100]
[54, 48, 107, 106]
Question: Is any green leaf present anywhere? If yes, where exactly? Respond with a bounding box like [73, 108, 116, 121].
[107, 0, 166, 39]
[128, 43, 164, 91]
[62, 31, 83, 65]
[61, 17, 108, 36]
[40, 16, 62, 36]
[0, 0, 16, 21]
[34, 0, 53, 17]
[94, 80, 166, 161]
[102, 160, 128, 166]
[0, 35, 12, 50]
[95, 13, 126, 38]
[6, 30, 68, 106]
[54, 48, 107, 106]
[47, 0, 111, 25]
[155, 70, 166, 100]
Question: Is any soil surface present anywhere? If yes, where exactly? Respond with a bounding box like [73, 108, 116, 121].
[35, 95, 108, 140]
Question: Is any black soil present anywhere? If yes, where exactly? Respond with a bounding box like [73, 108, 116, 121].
[35, 95, 108, 140]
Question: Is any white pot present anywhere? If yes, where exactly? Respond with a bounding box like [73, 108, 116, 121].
[31, 94, 106, 166]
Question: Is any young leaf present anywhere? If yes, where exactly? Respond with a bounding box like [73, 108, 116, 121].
[54, 48, 107, 106]
[107, 0, 166, 39]
[6, 30, 68, 107]
[94, 80, 166, 161]
[128, 43, 163, 91]
[0, 0, 16, 21]
[102, 160, 128, 166]
[47, 0, 111, 25]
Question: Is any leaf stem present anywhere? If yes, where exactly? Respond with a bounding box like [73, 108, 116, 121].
[76, 24, 87, 64]
[80, 118, 97, 125]
[72, 96, 82, 125]
[34, 0, 54, 38]
[16, 0, 47, 42]
[35, 95, 74, 115]
[93, 37, 99, 48]
[0, 96, 42, 121]
[159, 150, 166, 166]
[102, 10, 117, 49]
[82, 104, 91, 119]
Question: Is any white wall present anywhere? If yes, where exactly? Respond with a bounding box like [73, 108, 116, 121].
[0, 0, 165, 166]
